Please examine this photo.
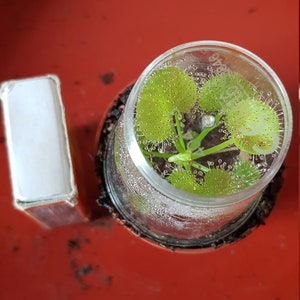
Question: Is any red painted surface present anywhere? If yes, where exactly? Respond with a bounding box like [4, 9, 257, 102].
[0, 1, 298, 299]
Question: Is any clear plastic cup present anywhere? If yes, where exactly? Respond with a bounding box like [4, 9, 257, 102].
[103, 41, 292, 249]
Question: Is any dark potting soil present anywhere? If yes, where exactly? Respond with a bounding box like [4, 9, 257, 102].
[94, 84, 284, 250]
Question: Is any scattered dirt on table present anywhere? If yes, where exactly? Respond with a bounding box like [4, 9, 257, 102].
[67, 239, 81, 251]
[70, 259, 92, 290]
[67, 233, 90, 253]
[66, 232, 112, 290]
[75, 264, 93, 278]
[11, 245, 20, 253]
[70, 259, 112, 290]
[73, 80, 81, 86]
[99, 71, 114, 85]
[248, 7, 257, 14]
[95, 266, 112, 286]
[74, 264, 93, 290]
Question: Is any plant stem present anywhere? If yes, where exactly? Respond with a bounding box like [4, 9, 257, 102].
[187, 113, 222, 151]
[191, 161, 210, 173]
[183, 162, 191, 172]
[191, 138, 235, 160]
[174, 111, 186, 152]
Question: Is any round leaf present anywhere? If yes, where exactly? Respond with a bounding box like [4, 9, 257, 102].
[225, 99, 280, 154]
[231, 160, 261, 190]
[135, 96, 174, 142]
[135, 66, 198, 142]
[168, 169, 202, 194]
[199, 73, 258, 113]
[200, 169, 234, 196]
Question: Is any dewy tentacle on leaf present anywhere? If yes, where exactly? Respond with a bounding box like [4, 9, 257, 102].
[198, 72, 259, 113]
[225, 98, 280, 155]
[135, 66, 198, 142]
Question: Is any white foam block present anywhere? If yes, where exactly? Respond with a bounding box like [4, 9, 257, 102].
[0, 75, 84, 227]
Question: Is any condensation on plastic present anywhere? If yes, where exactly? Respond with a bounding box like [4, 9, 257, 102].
[104, 41, 293, 248]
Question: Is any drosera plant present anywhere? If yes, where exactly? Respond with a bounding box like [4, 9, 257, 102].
[100, 41, 292, 249]
[134, 66, 280, 197]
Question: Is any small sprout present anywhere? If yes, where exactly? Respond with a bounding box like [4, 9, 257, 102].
[199, 73, 258, 113]
[225, 99, 280, 154]
[182, 130, 198, 140]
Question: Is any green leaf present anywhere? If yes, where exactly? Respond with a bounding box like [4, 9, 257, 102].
[139, 66, 198, 113]
[200, 168, 234, 196]
[231, 160, 261, 190]
[168, 169, 202, 194]
[168, 151, 192, 163]
[135, 66, 198, 142]
[135, 96, 174, 142]
[169, 67, 199, 112]
[168, 163, 260, 196]
[199, 73, 258, 113]
[225, 99, 280, 155]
